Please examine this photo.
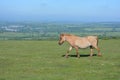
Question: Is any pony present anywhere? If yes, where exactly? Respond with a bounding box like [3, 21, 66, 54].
[58, 33, 102, 58]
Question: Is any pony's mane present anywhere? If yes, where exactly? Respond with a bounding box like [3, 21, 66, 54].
[61, 33, 74, 36]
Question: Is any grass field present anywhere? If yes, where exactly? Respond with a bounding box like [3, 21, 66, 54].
[0, 40, 120, 80]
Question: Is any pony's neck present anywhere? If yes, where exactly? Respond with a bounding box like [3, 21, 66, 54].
[64, 35, 73, 45]
[64, 35, 68, 41]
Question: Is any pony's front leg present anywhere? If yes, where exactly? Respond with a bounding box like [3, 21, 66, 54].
[74, 47, 80, 58]
[90, 48, 93, 57]
[66, 46, 72, 58]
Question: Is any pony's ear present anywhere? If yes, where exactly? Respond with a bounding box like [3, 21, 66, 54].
[60, 34, 64, 36]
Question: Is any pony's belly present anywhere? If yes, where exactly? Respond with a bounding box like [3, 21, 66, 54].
[77, 44, 90, 48]
[75, 40, 91, 48]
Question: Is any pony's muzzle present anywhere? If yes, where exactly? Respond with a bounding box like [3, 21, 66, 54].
[58, 42, 62, 45]
[58, 42, 63, 45]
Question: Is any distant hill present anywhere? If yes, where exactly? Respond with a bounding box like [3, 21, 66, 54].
[0, 22, 120, 40]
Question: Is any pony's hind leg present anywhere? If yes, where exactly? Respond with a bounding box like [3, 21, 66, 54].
[90, 46, 94, 57]
[66, 46, 72, 58]
[96, 47, 102, 56]
[92, 45, 102, 56]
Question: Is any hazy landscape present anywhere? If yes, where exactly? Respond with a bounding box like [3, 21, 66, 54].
[0, 22, 120, 40]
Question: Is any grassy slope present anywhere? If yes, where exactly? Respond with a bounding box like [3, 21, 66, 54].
[0, 40, 120, 80]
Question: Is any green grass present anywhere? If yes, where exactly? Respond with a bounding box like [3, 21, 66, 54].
[0, 40, 120, 80]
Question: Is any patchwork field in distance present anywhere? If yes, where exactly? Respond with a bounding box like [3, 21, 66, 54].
[0, 40, 120, 80]
[0, 22, 120, 40]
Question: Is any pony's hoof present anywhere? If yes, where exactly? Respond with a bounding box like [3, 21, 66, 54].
[98, 54, 102, 57]
[89, 56, 93, 57]
[77, 56, 80, 58]
[65, 56, 69, 58]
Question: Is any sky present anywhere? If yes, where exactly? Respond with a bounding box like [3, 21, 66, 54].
[0, 0, 120, 22]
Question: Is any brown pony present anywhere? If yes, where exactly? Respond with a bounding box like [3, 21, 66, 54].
[58, 33, 102, 58]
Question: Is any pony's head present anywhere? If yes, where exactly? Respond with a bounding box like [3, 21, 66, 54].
[58, 34, 66, 45]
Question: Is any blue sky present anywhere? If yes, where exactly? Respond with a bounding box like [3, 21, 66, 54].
[0, 0, 120, 22]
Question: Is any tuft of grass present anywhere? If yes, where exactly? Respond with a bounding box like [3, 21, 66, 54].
[0, 40, 120, 80]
